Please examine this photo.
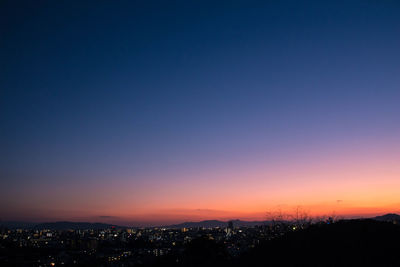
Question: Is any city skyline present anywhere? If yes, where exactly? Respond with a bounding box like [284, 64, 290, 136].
[1, 0, 400, 227]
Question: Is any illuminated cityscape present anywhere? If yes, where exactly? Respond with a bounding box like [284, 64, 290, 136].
[2, 214, 400, 266]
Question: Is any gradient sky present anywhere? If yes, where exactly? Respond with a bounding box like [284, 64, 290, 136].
[1, 0, 400, 226]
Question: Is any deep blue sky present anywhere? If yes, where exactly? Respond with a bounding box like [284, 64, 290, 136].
[1, 1, 400, 223]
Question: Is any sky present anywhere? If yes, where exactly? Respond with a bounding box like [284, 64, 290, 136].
[1, 0, 400, 226]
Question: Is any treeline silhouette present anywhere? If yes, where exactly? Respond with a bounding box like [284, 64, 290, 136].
[149, 219, 400, 267]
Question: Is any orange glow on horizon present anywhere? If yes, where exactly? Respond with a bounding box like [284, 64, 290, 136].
[2, 136, 399, 226]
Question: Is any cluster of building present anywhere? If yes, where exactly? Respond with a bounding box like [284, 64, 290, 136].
[0, 220, 313, 266]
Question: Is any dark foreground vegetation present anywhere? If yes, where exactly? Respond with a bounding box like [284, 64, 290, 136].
[236, 219, 400, 267]
[150, 219, 400, 267]
[1, 219, 399, 267]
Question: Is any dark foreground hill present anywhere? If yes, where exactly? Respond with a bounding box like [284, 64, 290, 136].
[236, 219, 400, 267]
[151, 219, 400, 267]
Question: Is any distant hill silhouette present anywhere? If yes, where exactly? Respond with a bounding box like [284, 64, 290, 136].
[33, 221, 123, 230]
[0, 221, 126, 230]
[0, 221, 37, 229]
[166, 213, 400, 229]
[372, 213, 400, 222]
[2, 213, 399, 230]
[165, 219, 270, 228]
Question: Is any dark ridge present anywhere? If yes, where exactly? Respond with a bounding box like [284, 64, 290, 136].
[236, 219, 400, 267]
[372, 213, 400, 222]
[33, 221, 125, 230]
[164, 219, 270, 229]
[0, 221, 37, 229]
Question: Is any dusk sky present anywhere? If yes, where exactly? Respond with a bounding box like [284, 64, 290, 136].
[1, 0, 400, 226]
